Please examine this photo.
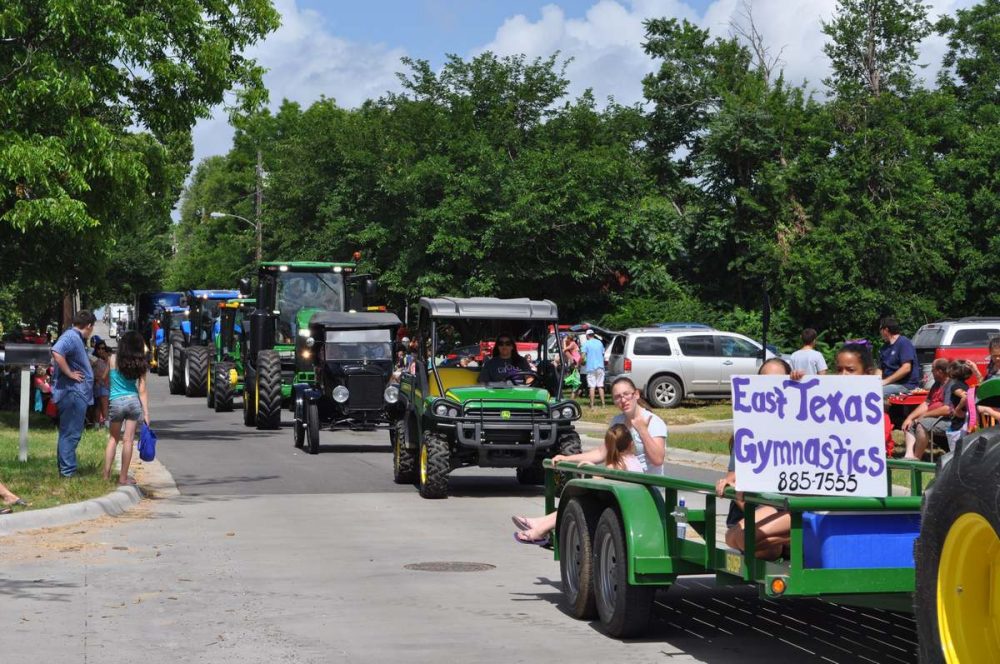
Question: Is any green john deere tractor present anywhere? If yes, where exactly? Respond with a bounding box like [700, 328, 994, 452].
[167, 289, 240, 397]
[205, 297, 254, 413]
[240, 260, 378, 430]
[396, 297, 582, 499]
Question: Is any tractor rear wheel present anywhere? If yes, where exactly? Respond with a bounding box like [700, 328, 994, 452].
[214, 362, 235, 413]
[418, 431, 449, 499]
[255, 350, 282, 430]
[155, 343, 168, 376]
[915, 428, 1000, 664]
[393, 419, 416, 484]
[184, 346, 209, 398]
[167, 334, 185, 395]
[242, 366, 257, 427]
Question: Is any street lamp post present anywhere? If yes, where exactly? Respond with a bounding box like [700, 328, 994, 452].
[210, 211, 261, 262]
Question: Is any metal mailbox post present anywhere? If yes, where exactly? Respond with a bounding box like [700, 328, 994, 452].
[0, 343, 53, 461]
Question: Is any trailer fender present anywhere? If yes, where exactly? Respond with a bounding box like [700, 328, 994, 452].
[558, 479, 675, 584]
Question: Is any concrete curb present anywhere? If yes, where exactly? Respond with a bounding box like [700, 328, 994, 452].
[0, 457, 179, 537]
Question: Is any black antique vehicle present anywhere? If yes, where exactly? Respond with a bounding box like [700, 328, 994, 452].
[292, 311, 405, 454]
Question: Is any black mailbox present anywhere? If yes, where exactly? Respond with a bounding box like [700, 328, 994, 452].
[1, 343, 52, 367]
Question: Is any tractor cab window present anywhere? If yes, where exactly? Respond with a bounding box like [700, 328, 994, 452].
[325, 329, 392, 361]
[194, 300, 223, 344]
[277, 272, 344, 343]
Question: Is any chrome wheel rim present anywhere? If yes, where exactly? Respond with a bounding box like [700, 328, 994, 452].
[654, 381, 675, 406]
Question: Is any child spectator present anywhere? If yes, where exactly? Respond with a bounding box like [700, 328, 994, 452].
[604, 423, 642, 472]
[900, 358, 951, 459]
[103, 331, 150, 486]
[789, 328, 827, 375]
[944, 360, 974, 448]
[92, 342, 111, 428]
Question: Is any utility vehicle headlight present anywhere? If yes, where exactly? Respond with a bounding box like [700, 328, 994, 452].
[305, 336, 315, 348]
[561, 406, 575, 419]
[435, 404, 448, 416]
[384, 386, 399, 404]
[299, 328, 310, 337]
[333, 386, 350, 403]
[448, 407, 459, 418]
[552, 409, 562, 419]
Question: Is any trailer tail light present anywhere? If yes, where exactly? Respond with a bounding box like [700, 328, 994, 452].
[624, 358, 632, 372]
[769, 577, 787, 596]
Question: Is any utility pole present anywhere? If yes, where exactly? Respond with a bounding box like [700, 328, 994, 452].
[255, 149, 263, 263]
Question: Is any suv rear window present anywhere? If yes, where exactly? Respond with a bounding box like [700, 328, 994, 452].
[633, 336, 671, 356]
[678, 335, 716, 357]
[949, 328, 1000, 346]
[913, 327, 945, 348]
[609, 335, 625, 355]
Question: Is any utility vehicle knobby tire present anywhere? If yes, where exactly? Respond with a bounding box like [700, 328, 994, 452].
[184, 346, 209, 398]
[560, 497, 599, 619]
[553, 430, 584, 495]
[647, 375, 682, 409]
[593, 507, 654, 638]
[255, 350, 282, 430]
[418, 432, 449, 499]
[305, 400, 320, 454]
[915, 427, 1000, 664]
[155, 343, 168, 376]
[393, 419, 416, 484]
[168, 334, 185, 395]
[242, 366, 257, 427]
[214, 362, 235, 413]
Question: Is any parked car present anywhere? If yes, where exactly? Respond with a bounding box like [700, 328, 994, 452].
[607, 327, 774, 408]
[912, 317, 1000, 387]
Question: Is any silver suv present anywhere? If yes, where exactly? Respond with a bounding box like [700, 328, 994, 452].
[607, 327, 772, 408]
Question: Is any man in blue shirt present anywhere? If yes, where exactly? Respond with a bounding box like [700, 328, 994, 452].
[879, 316, 921, 397]
[51, 310, 96, 477]
[582, 330, 607, 408]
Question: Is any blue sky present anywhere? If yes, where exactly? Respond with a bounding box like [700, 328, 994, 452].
[187, 0, 970, 173]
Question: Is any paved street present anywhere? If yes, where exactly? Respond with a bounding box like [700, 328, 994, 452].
[1, 373, 919, 663]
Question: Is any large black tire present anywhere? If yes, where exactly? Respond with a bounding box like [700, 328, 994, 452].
[393, 419, 416, 484]
[167, 334, 185, 395]
[915, 428, 1000, 664]
[560, 497, 599, 619]
[305, 400, 320, 454]
[206, 361, 216, 409]
[213, 362, 235, 413]
[155, 343, 168, 376]
[255, 350, 282, 430]
[647, 375, 683, 409]
[593, 507, 654, 638]
[516, 463, 546, 485]
[184, 346, 209, 398]
[550, 430, 584, 495]
[418, 431, 449, 499]
[242, 366, 257, 427]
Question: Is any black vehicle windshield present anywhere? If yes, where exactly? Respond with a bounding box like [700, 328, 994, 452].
[194, 300, 224, 344]
[325, 329, 392, 360]
[277, 272, 344, 342]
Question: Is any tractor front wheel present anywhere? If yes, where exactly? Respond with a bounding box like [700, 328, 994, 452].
[255, 350, 282, 430]
[184, 346, 209, 398]
[167, 334, 185, 395]
[242, 366, 257, 427]
[214, 362, 235, 413]
[155, 343, 168, 376]
[418, 431, 449, 499]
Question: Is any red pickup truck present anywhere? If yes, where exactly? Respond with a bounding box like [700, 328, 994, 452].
[913, 317, 1000, 387]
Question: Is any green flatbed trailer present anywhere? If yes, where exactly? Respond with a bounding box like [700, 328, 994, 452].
[544, 378, 1000, 662]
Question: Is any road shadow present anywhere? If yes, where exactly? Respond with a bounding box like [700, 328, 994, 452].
[521, 574, 918, 663]
[445, 475, 545, 498]
[0, 576, 79, 602]
[307, 443, 392, 454]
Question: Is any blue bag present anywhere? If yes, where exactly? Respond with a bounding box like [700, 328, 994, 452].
[138, 423, 157, 462]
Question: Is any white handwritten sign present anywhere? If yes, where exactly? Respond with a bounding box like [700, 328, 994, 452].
[731, 375, 887, 497]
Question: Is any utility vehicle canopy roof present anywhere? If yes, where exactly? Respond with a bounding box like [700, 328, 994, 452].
[420, 297, 558, 321]
[189, 289, 240, 300]
[309, 311, 402, 330]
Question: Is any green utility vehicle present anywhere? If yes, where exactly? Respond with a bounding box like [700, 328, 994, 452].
[396, 297, 582, 499]
[167, 289, 240, 397]
[240, 260, 378, 430]
[205, 298, 254, 413]
[542, 379, 1000, 663]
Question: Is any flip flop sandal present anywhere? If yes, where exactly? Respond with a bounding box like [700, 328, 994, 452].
[0, 507, 12, 515]
[511, 516, 532, 532]
[513, 532, 550, 546]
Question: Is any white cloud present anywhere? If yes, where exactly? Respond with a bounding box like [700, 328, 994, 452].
[477, 0, 977, 108]
[189, 0, 407, 169]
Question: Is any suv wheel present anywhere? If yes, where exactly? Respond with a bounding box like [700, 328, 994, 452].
[647, 375, 682, 409]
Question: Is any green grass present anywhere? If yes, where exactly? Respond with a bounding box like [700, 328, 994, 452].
[0, 411, 116, 510]
[576, 399, 733, 425]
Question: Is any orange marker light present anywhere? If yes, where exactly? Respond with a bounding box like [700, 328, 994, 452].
[352, 251, 362, 261]
[770, 577, 787, 596]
